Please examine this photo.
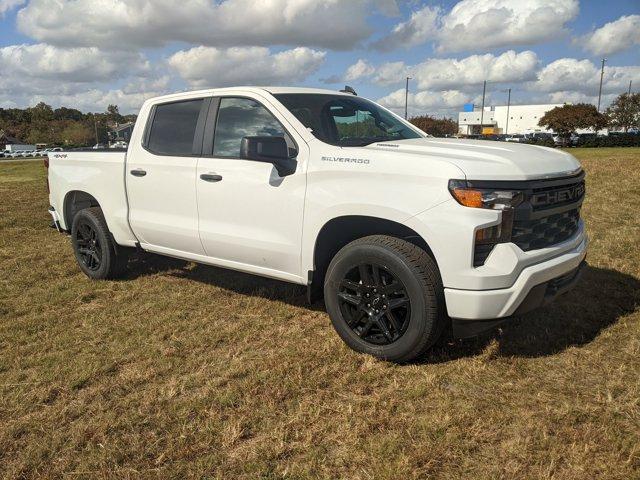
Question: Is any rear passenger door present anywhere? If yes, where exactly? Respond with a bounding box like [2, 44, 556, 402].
[127, 98, 209, 256]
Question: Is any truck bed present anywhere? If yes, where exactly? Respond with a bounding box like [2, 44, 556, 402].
[48, 150, 137, 246]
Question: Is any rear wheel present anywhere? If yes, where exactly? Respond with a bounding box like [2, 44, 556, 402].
[71, 207, 129, 280]
[324, 235, 445, 363]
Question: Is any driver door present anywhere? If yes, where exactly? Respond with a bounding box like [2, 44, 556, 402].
[196, 95, 308, 282]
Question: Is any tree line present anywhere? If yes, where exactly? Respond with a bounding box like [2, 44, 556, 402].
[538, 93, 640, 137]
[409, 116, 458, 137]
[0, 103, 137, 147]
[2, 92, 637, 146]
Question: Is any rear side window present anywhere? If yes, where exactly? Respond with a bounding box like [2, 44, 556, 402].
[147, 99, 204, 155]
[213, 97, 292, 158]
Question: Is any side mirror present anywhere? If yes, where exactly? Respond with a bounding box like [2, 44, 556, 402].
[240, 136, 297, 177]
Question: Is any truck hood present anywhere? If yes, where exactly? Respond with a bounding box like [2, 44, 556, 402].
[364, 137, 582, 181]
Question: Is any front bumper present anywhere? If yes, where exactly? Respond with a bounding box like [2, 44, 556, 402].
[445, 232, 588, 321]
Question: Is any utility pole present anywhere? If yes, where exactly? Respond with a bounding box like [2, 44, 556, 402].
[404, 76, 411, 119]
[504, 88, 511, 135]
[479, 80, 486, 135]
[597, 58, 606, 112]
[94, 116, 99, 145]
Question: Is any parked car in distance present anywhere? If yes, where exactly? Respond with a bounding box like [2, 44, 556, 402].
[504, 134, 525, 143]
[525, 132, 553, 141]
[40, 148, 61, 156]
[110, 141, 128, 149]
[553, 133, 579, 147]
[46, 86, 587, 363]
[482, 134, 506, 141]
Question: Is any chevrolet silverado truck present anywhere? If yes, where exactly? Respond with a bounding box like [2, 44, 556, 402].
[47, 87, 587, 362]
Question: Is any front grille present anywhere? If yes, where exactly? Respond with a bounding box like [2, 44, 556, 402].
[472, 172, 585, 267]
[512, 208, 580, 251]
[530, 179, 585, 212]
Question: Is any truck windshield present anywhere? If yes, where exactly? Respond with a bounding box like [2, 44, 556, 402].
[273, 93, 423, 147]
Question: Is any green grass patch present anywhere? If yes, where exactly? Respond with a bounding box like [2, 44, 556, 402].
[1, 150, 639, 478]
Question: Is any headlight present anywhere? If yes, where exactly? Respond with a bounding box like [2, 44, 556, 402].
[448, 180, 523, 210]
[448, 180, 524, 266]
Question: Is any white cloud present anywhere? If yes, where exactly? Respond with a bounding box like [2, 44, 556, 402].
[0, 43, 161, 113]
[413, 50, 539, 90]
[546, 91, 616, 106]
[0, 43, 149, 84]
[580, 15, 640, 56]
[344, 59, 376, 82]
[28, 88, 163, 114]
[372, 62, 410, 86]
[168, 46, 325, 88]
[372, 5, 440, 51]
[0, 0, 24, 16]
[0, 85, 165, 114]
[530, 58, 640, 95]
[377, 88, 472, 117]
[369, 50, 538, 90]
[375, 0, 579, 53]
[17, 0, 398, 50]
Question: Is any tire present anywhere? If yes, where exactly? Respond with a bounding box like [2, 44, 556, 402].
[71, 207, 129, 280]
[324, 235, 446, 363]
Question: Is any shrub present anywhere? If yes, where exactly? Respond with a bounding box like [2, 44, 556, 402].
[575, 133, 640, 148]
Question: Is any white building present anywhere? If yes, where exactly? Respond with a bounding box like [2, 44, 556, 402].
[458, 104, 564, 135]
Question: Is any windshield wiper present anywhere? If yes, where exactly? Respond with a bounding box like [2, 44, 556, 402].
[340, 136, 396, 147]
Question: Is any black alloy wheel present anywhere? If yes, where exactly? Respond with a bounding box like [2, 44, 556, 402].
[324, 235, 446, 363]
[337, 263, 411, 345]
[74, 220, 103, 271]
[71, 207, 130, 280]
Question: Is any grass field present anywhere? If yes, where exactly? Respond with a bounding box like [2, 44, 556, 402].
[1, 148, 639, 479]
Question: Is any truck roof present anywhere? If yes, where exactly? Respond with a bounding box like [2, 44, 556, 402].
[145, 86, 355, 105]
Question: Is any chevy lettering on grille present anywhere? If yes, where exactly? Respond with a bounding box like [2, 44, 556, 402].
[531, 183, 585, 207]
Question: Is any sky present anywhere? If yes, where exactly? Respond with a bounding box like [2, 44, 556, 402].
[0, 0, 638, 116]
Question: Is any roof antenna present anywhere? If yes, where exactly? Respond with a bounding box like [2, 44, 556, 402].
[340, 85, 357, 96]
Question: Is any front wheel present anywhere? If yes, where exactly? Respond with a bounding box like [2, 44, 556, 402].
[71, 207, 129, 280]
[324, 235, 446, 363]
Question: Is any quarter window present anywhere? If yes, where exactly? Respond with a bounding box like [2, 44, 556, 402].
[147, 99, 204, 156]
[213, 97, 292, 158]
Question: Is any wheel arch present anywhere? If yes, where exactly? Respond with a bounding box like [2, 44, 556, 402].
[63, 190, 102, 230]
[308, 215, 438, 301]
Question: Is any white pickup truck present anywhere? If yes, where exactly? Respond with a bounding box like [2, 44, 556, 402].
[47, 87, 587, 362]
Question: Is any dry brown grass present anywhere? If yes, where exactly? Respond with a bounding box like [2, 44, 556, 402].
[1, 148, 639, 479]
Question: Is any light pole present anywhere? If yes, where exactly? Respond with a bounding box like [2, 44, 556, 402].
[404, 76, 411, 119]
[597, 58, 606, 112]
[479, 80, 487, 135]
[502, 88, 511, 135]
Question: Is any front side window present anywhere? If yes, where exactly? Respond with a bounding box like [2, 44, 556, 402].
[213, 97, 292, 158]
[147, 99, 203, 155]
[274, 93, 423, 147]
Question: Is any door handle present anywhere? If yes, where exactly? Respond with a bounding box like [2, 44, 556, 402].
[200, 173, 223, 182]
[130, 169, 147, 177]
